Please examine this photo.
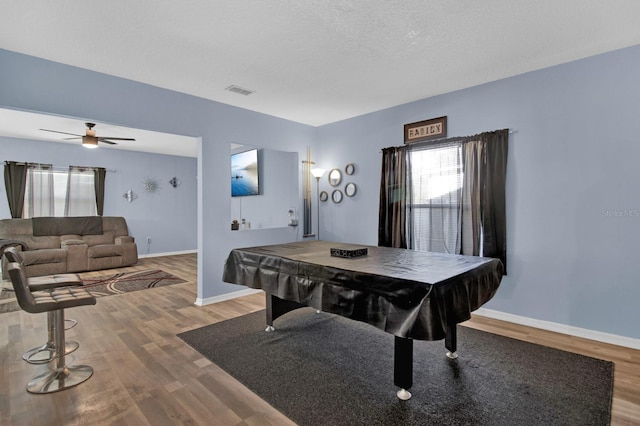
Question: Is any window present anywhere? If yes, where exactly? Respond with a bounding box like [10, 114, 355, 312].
[23, 163, 54, 218]
[410, 143, 463, 254]
[24, 168, 97, 217]
[379, 129, 508, 271]
[64, 167, 98, 216]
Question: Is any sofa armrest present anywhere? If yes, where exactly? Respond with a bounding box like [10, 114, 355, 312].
[61, 241, 88, 272]
[115, 236, 135, 245]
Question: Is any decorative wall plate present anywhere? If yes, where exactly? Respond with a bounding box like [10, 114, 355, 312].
[332, 189, 343, 203]
[345, 182, 357, 197]
[320, 190, 329, 202]
[345, 163, 355, 175]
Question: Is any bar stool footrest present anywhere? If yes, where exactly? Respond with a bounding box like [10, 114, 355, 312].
[65, 318, 78, 330]
[23, 341, 79, 364]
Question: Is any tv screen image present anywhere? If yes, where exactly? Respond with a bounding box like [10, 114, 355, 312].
[231, 149, 259, 196]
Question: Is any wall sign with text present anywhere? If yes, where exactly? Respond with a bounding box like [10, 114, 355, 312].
[404, 116, 447, 144]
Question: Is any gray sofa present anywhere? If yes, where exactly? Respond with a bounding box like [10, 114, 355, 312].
[1, 216, 138, 279]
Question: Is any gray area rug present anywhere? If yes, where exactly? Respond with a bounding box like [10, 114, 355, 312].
[178, 308, 613, 426]
[1, 269, 185, 314]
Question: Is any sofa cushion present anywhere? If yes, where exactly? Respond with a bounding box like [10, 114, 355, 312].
[102, 217, 131, 237]
[24, 262, 68, 278]
[21, 248, 67, 266]
[0, 218, 32, 238]
[20, 235, 61, 250]
[82, 231, 115, 246]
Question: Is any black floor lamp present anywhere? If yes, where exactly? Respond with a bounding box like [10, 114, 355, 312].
[310, 168, 326, 240]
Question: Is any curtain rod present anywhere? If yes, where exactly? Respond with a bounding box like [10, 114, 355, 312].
[4, 161, 115, 172]
[380, 128, 516, 152]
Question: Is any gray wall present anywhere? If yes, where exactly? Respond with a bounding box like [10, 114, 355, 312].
[316, 45, 640, 340]
[0, 137, 197, 255]
[2, 45, 639, 341]
[0, 49, 317, 304]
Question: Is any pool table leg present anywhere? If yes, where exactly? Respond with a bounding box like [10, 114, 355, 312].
[265, 293, 306, 332]
[445, 322, 458, 359]
[394, 336, 413, 400]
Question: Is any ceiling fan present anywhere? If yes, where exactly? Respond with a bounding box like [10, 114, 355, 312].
[39, 122, 135, 148]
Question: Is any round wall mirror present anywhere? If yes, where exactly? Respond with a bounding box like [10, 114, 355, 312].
[332, 189, 343, 203]
[345, 163, 355, 175]
[319, 190, 328, 202]
[328, 168, 342, 187]
[345, 182, 357, 197]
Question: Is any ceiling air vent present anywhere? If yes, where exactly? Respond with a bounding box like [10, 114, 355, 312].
[225, 85, 255, 96]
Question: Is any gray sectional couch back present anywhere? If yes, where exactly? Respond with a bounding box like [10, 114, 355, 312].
[1, 216, 138, 279]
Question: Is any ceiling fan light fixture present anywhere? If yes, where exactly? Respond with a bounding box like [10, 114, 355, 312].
[82, 135, 99, 148]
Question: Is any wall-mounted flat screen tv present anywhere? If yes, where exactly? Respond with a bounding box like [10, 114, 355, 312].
[231, 148, 260, 196]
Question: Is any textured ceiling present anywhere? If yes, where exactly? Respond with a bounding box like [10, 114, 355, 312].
[1, 1, 640, 152]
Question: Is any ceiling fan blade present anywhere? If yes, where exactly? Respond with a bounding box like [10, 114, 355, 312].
[98, 140, 118, 145]
[62, 137, 82, 140]
[40, 128, 83, 137]
[98, 137, 136, 141]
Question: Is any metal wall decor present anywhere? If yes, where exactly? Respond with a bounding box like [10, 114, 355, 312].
[123, 189, 137, 203]
[320, 191, 328, 202]
[169, 177, 181, 188]
[143, 177, 161, 193]
[332, 189, 343, 203]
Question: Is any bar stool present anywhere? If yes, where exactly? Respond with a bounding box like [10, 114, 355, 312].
[7, 262, 96, 393]
[3, 247, 82, 364]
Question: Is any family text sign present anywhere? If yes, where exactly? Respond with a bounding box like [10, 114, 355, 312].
[404, 116, 447, 144]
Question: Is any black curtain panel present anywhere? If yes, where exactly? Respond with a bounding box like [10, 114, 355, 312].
[3, 161, 28, 218]
[94, 167, 107, 216]
[378, 146, 412, 248]
[462, 129, 509, 272]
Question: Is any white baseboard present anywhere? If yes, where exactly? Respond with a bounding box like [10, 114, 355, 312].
[195, 288, 262, 306]
[474, 308, 640, 350]
[138, 249, 197, 258]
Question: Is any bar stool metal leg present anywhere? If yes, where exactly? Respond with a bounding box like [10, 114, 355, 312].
[22, 311, 80, 364]
[26, 309, 93, 394]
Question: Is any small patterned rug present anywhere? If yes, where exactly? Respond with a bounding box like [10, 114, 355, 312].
[1, 269, 186, 314]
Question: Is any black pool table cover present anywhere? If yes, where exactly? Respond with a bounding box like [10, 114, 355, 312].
[223, 240, 504, 341]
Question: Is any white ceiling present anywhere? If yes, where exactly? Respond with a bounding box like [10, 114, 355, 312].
[1, 1, 640, 156]
[0, 108, 198, 158]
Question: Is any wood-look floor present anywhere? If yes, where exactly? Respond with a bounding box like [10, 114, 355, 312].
[1, 253, 638, 425]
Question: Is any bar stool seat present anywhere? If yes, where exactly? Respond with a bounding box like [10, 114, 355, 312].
[28, 274, 84, 288]
[7, 262, 96, 394]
